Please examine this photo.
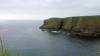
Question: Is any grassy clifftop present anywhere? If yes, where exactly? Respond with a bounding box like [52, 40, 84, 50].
[47, 18, 62, 28]
[64, 16, 100, 31]
[40, 15, 100, 38]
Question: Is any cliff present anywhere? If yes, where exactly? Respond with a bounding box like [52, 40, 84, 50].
[40, 17, 62, 31]
[40, 15, 100, 38]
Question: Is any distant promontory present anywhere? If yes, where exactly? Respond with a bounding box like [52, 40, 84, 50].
[40, 15, 100, 39]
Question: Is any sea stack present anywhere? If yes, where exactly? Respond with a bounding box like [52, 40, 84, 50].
[40, 15, 100, 39]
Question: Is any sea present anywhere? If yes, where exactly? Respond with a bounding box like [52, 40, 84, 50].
[0, 20, 99, 56]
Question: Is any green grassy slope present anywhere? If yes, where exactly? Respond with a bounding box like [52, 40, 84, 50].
[62, 15, 100, 33]
[41, 15, 100, 33]
[47, 18, 62, 28]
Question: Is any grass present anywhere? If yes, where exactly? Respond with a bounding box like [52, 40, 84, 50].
[47, 18, 61, 27]
[62, 15, 100, 33]
[45, 15, 100, 33]
[0, 36, 11, 56]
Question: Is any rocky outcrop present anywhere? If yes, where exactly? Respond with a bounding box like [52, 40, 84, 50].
[40, 18, 63, 31]
[40, 15, 100, 38]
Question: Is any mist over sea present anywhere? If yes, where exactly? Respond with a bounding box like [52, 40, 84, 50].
[0, 20, 99, 56]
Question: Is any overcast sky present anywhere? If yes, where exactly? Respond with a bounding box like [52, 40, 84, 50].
[0, 0, 100, 20]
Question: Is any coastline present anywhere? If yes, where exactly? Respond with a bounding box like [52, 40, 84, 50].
[39, 15, 100, 39]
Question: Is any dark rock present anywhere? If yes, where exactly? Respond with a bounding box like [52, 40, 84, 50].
[40, 15, 100, 39]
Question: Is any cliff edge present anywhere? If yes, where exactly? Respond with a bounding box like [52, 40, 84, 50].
[40, 15, 100, 39]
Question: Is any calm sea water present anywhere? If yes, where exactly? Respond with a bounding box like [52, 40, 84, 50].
[0, 20, 100, 56]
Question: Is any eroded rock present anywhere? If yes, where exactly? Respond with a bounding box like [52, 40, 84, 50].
[40, 15, 100, 38]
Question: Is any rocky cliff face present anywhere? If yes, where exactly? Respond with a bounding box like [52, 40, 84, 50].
[40, 15, 100, 38]
[40, 18, 63, 31]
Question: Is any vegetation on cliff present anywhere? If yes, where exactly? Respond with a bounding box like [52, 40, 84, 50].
[40, 17, 62, 31]
[47, 18, 62, 29]
[40, 15, 100, 38]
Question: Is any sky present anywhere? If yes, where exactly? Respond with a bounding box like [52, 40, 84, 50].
[0, 0, 100, 20]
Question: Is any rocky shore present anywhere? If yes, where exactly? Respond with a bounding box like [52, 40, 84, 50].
[40, 15, 100, 39]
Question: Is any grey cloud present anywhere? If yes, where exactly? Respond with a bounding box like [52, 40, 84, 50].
[0, 0, 100, 19]
[0, 0, 100, 10]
